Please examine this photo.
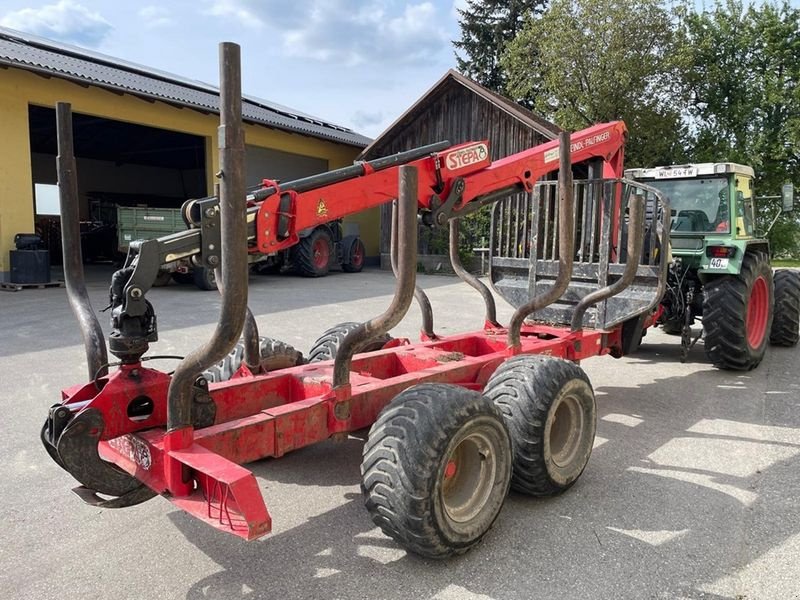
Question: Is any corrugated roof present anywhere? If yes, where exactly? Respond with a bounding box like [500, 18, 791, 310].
[0, 27, 371, 148]
[359, 69, 560, 159]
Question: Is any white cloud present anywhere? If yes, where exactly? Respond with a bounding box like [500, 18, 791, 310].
[204, 0, 449, 66]
[0, 0, 112, 47]
[352, 109, 385, 129]
[204, 0, 264, 29]
[138, 6, 172, 28]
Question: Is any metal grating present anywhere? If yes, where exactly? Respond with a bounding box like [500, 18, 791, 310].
[490, 179, 669, 329]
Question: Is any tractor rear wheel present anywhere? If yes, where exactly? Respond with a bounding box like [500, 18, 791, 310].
[307, 321, 392, 363]
[703, 251, 774, 370]
[293, 227, 332, 277]
[483, 355, 596, 496]
[770, 269, 800, 347]
[202, 337, 304, 383]
[361, 383, 512, 558]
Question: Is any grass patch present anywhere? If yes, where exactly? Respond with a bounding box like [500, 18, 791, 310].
[773, 259, 800, 267]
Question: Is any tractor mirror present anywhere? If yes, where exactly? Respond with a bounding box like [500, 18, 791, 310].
[782, 183, 794, 212]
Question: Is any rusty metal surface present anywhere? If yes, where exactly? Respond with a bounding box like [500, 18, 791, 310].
[56, 102, 109, 380]
[390, 200, 436, 338]
[570, 188, 646, 331]
[332, 166, 419, 387]
[167, 43, 249, 431]
[507, 132, 575, 349]
[449, 218, 500, 327]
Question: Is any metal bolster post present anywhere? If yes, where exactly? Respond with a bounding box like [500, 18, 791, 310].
[55, 102, 109, 380]
[449, 218, 500, 327]
[390, 199, 436, 338]
[333, 166, 419, 388]
[166, 42, 248, 440]
[507, 132, 575, 349]
[569, 184, 646, 332]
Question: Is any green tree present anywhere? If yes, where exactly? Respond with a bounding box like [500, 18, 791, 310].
[502, 0, 688, 167]
[680, 0, 800, 255]
[453, 0, 547, 97]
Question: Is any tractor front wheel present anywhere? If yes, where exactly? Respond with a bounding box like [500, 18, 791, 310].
[483, 355, 597, 495]
[294, 228, 332, 277]
[361, 383, 512, 558]
[703, 251, 774, 370]
[770, 269, 800, 347]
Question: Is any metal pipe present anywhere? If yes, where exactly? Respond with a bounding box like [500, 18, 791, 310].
[56, 102, 109, 380]
[390, 200, 436, 338]
[167, 42, 248, 431]
[507, 132, 575, 349]
[570, 186, 646, 331]
[333, 166, 418, 388]
[449, 218, 499, 326]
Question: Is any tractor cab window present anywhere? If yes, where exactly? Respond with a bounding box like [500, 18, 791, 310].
[645, 177, 729, 233]
[736, 176, 755, 237]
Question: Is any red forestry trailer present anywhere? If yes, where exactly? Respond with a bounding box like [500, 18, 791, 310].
[42, 44, 669, 558]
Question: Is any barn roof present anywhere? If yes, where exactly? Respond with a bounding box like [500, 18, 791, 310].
[0, 26, 371, 148]
[359, 69, 560, 159]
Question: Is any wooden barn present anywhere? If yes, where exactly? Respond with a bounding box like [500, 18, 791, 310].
[358, 69, 560, 266]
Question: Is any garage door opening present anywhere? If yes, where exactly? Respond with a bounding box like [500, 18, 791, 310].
[28, 105, 206, 264]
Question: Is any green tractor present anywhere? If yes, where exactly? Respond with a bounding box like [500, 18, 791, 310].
[626, 163, 799, 369]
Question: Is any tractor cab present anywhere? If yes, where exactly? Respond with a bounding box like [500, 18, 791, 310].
[626, 163, 757, 276]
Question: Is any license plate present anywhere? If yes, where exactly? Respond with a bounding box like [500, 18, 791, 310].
[709, 257, 729, 269]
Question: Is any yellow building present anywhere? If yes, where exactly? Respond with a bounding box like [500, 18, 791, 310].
[0, 27, 377, 281]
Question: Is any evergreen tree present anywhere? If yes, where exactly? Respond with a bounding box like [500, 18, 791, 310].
[453, 0, 547, 95]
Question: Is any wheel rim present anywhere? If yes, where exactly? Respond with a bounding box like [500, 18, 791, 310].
[312, 237, 329, 269]
[746, 275, 769, 349]
[441, 429, 497, 524]
[351, 242, 364, 268]
[547, 393, 584, 468]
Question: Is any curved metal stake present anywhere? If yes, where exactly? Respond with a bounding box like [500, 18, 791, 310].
[508, 132, 575, 349]
[167, 42, 249, 435]
[570, 186, 646, 331]
[333, 166, 419, 388]
[449, 218, 500, 328]
[390, 200, 436, 339]
[56, 102, 109, 380]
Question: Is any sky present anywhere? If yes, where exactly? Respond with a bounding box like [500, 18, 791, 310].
[0, 0, 470, 139]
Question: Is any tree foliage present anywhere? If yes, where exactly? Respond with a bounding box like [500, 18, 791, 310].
[453, 0, 800, 256]
[501, 0, 687, 167]
[679, 0, 800, 255]
[453, 0, 547, 97]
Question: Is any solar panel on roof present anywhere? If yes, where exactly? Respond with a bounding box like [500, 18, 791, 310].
[0, 27, 371, 148]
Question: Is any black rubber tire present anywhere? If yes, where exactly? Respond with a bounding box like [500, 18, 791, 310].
[293, 227, 332, 277]
[342, 237, 366, 273]
[483, 355, 597, 496]
[662, 319, 683, 335]
[171, 272, 193, 285]
[770, 269, 800, 347]
[202, 337, 304, 383]
[193, 266, 218, 291]
[703, 251, 774, 370]
[361, 383, 512, 559]
[307, 321, 392, 363]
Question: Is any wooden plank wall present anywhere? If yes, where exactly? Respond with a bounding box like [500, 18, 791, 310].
[365, 84, 552, 253]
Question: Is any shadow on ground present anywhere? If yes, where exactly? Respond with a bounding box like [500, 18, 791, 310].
[166, 344, 800, 600]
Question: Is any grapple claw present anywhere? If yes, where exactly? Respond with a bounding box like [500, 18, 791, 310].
[52, 408, 144, 497]
[72, 484, 156, 509]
